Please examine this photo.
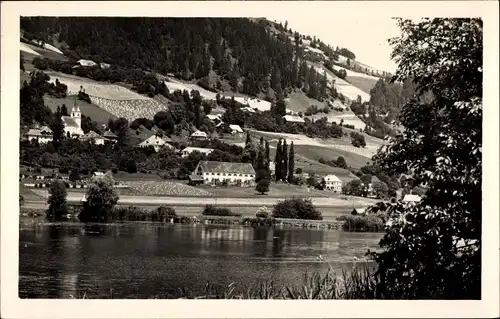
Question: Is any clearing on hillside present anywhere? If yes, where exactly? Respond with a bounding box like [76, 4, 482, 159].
[44, 72, 168, 121]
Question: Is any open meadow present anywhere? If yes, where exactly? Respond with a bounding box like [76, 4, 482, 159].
[43, 95, 116, 124]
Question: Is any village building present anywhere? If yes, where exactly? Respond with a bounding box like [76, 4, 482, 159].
[25, 126, 53, 144]
[323, 174, 342, 193]
[80, 130, 105, 145]
[283, 115, 305, 123]
[229, 124, 244, 135]
[102, 130, 118, 143]
[190, 161, 256, 187]
[181, 147, 214, 158]
[62, 106, 84, 138]
[240, 106, 256, 113]
[206, 114, 222, 122]
[76, 59, 97, 67]
[402, 194, 422, 203]
[137, 135, 174, 152]
[191, 130, 208, 140]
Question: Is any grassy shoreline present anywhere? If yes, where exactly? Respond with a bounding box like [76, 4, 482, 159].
[59, 266, 379, 299]
[20, 208, 384, 232]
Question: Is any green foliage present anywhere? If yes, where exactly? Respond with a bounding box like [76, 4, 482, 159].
[46, 180, 68, 220]
[337, 214, 385, 232]
[342, 179, 365, 197]
[371, 181, 389, 199]
[202, 205, 241, 217]
[370, 18, 482, 299]
[350, 132, 366, 148]
[272, 197, 323, 220]
[79, 173, 119, 223]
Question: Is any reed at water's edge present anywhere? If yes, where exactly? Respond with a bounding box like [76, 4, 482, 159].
[70, 265, 381, 299]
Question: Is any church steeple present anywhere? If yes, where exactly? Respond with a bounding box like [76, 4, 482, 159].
[71, 98, 81, 128]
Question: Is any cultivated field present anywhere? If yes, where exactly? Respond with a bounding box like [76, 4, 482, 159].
[126, 180, 214, 197]
[250, 130, 381, 158]
[204, 183, 329, 198]
[293, 144, 371, 170]
[90, 95, 167, 121]
[43, 95, 117, 124]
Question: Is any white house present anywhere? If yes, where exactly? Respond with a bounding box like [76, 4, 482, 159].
[229, 124, 244, 135]
[181, 147, 214, 158]
[241, 106, 256, 113]
[25, 126, 53, 144]
[62, 106, 84, 138]
[80, 130, 105, 145]
[192, 161, 256, 187]
[137, 135, 174, 152]
[402, 194, 422, 203]
[283, 115, 305, 123]
[102, 130, 118, 143]
[77, 59, 97, 67]
[100, 62, 111, 69]
[191, 130, 208, 140]
[206, 114, 222, 122]
[324, 174, 342, 193]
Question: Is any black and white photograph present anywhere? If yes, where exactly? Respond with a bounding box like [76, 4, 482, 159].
[1, 1, 499, 318]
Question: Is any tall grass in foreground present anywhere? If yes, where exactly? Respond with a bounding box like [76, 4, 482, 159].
[71, 265, 380, 299]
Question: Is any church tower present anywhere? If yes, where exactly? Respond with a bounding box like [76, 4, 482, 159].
[71, 103, 81, 129]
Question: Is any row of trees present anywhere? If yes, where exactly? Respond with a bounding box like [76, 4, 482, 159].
[274, 139, 295, 183]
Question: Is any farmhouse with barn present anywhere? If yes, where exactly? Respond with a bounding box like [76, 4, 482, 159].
[189, 161, 256, 187]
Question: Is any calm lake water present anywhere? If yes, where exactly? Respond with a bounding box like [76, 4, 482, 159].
[19, 219, 382, 298]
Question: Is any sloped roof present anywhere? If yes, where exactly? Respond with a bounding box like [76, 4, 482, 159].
[371, 176, 382, 184]
[283, 115, 305, 123]
[403, 194, 422, 202]
[61, 116, 79, 127]
[229, 124, 244, 133]
[324, 174, 342, 182]
[77, 59, 97, 67]
[181, 147, 214, 154]
[191, 130, 208, 137]
[81, 131, 102, 139]
[206, 114, 222, 120]
[39, 126, 52, 133]
[26, 129, 43, 136]
[198, 161, 256, 175]
[103, 130, 118, 138]
[188, 174, 204, 182]
[138, 135, 168, 147]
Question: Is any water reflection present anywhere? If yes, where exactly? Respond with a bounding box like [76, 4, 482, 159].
[19, 221, 382, 299]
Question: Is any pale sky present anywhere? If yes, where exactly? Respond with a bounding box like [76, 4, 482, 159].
[267, 16, 400, 73]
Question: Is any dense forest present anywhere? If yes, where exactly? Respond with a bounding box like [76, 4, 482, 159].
[21, 17, 332, 102]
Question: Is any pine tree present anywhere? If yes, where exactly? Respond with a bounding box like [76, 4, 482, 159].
[265, 140, 270, 165]
[61, 104, 68, 116]
[275, 139, 282, 182]
[51, 106, 65, 150]
[194, 102, 202, 129]
[281, 139, 288, 182]
[287, 141, 295, 183]
[245, 131, 252, 146]
[255, 143, 270, 195]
